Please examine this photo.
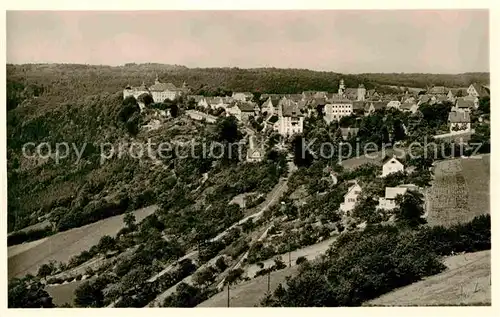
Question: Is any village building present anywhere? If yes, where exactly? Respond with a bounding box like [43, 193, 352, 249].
[400, 102, 418, 114]
[377, 184, 420, 210]
[467, 83, 490, 98]
[123, 82, 150, 100]
[239, 102, 259, 121]
[337, 79, 366, 101]
[324, 98, 353, 124]
[427, 86, 447, 96]
[381, 156, 405, 177]
[453, 98, 475, 112]
[364, 101, 386, 116]
[352, 101, 366, 115]
[386, 100, 401, 110]
[232, 92, 254, 102]
[261, 96, 281, 116]
[274, 99, 305, 136]
[246, 135, 264, 163]
[448, 111, 471, 134]
[339, 181, 362, 214]
[148, 76, 186, 102]
[339, 127, 360, 141]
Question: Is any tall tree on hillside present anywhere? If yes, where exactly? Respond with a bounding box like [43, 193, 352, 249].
[394, 190, 426, 228]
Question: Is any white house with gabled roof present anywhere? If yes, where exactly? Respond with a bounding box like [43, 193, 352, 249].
[381, 156, 404, 177]
[339, 181, 362, 214]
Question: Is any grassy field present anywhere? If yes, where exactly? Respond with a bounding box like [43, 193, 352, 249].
[425, 155, 490, 227]
[8, 205, 157, 279]
[366, 250, 491, 306]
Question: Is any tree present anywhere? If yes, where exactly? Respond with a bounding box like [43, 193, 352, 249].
[291, 135, 314, 167]
[193, 266, 217, 288]
[163, 282, 208, 307]
[352, 196, 380, 224]
[97, 235, 116, 254]
[170, 103, 179, 118]
[137, 93, 154, 106]
[214, 116, 242, 143]
[296, 256, 308, 265]
[394, 190, 426, 228]
[8, 276, 55, 308]
[74, 280, 104, 307]
[478, 97, 490, 114]
[37, 263, 53, 278]
[123, 212, 136, 229]
[122, 266, 150, 292]
[215, 257, 228, 273]
[224, 268, 244, 285]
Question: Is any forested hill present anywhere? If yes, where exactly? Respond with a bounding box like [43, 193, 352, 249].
[7, 63, 489, 110]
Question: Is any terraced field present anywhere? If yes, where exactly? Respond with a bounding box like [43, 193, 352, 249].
[8, 205, 158, 279]
[426, 155, 490, 227]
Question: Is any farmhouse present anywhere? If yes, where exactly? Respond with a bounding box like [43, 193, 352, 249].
[467, 83, 490, 98]
[377, 184, 420, 210]
[239, 102, 259, 121]
[339, 181, 362, 214]
[381, 156, 405, 177]
[448, 111, 471, 134]
[261, 96, 281, 115]
[453, 98, 475, 112]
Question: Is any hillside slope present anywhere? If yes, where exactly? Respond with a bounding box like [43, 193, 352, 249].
[365, 250, 491, 306]
[425, 155, 490, 227]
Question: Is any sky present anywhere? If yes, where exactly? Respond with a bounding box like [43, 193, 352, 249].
[6, 10, 489, 73]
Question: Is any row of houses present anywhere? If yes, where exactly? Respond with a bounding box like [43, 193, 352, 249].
[339, 156, 419, 215]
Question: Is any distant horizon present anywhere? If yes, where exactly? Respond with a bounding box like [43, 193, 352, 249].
[6, 62, 490, 76]
[7, 10, 489, 74]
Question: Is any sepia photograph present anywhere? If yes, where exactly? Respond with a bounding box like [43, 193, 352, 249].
[5, 6, 492, 310]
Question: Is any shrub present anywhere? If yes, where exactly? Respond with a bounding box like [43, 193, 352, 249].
[263, 214, 490, 307]
[295, 256, 308, 265]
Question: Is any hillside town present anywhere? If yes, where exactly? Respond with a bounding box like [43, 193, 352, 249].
[7, 9, 491, 312]
[124, 77, 489, 138]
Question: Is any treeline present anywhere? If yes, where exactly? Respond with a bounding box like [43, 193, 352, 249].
[7, 64, 489, 111]
[262, 214, 490, 307]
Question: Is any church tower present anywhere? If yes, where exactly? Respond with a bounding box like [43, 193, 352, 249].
[357, 84, 366, 101]
[338, 79, 345, 97]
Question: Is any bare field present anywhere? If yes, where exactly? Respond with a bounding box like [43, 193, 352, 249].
[366, 250, 491, 306]
[426, 155, 490, 227]
[8, 205, 157, 279]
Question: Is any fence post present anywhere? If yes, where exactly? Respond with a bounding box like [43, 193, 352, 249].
[227, 283, 230, 307]
[267, 270, 271, 293]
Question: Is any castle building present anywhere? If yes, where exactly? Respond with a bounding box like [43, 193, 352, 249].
[123, 75, 188, 103]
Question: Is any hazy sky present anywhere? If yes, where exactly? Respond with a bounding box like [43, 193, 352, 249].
[7, 10, 489, 73]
